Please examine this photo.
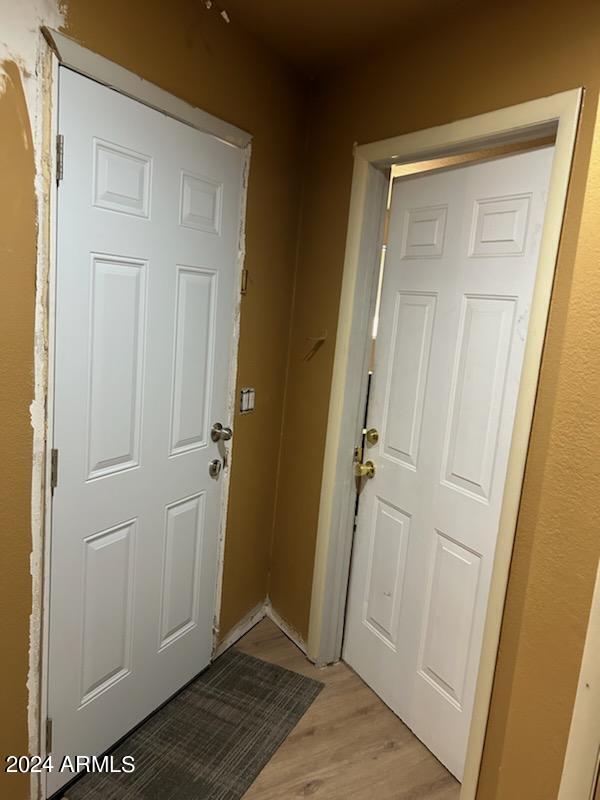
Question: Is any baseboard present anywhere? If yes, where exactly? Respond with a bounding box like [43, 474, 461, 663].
[213, 600, 266, 658]
[265, 599, 308, 656]
[213, 597, 310, 661]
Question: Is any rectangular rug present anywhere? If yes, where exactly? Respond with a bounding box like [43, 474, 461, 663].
[62, 648, 324, 800]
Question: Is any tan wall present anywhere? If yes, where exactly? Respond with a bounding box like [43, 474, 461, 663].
[3, 1, 600, 798]
[63, 0, 308, 639]
[270, 1, 600, 797]
[0, 59, 38, 800]
[0, 3, 306, 797]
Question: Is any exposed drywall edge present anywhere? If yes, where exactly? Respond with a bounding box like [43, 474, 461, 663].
[29, 41, 61, 800]
[212, 142, 252, 652]
[265, 599, 308, 656]
[0, 1, 64, 110]
[214, 600, 267, 658]
[0, 4, 65, 798]
[28, 50, 55, 800]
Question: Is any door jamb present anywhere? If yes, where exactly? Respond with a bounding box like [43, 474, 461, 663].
[306, 89, 582, 798]
[33, 30, 251, 800]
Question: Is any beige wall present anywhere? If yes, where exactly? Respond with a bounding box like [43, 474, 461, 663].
[63, 0, 309, 641]
[269, 1, 600, 797]
[0, 58, 38, 800]
[0, 3, 306, 797]
[2, 1, 600, 799]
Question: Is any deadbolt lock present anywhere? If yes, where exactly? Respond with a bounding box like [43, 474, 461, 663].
[209, 458, 222, 478]
[365, 427, 379, 446]
[354, 459, 376, 479]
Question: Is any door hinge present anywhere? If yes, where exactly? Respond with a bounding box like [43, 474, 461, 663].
[56, 134, 64, 185]
[45, 718, 53, 753]
[50, 448, 59, 494]
[240, 268, 248, 295]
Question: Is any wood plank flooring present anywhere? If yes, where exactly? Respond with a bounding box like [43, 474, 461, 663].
[236, 618, 460, 799]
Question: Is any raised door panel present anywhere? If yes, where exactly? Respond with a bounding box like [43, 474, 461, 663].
[159, 493, 205, 650]
[383, 293, 436, 469]
[170, 267, 217, 456]
[80, 520, 136, 705]
[93, 138, 152, 218]
[364, 499, 411, 649]
[401, 205, 448, 259]
[87, 255, 147, 480]
[442, 295, 516, 501]
[180, 171, 223, 235]
[470, 194, 531, 257]
[418, 532, 481, 707]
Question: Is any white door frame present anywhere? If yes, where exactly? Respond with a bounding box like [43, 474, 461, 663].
[306, 89, 582, 798]
[31, 29, 251, 800]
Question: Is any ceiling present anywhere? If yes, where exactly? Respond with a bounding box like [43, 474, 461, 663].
[221, 0, 471, 76]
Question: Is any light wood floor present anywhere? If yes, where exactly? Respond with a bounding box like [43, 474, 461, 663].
[237, 618, 460, 799]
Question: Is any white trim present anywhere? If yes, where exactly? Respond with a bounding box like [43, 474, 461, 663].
[213, 597, 310, 660]
[213, 600, 267, 658]
[307, 89, 582, 799]
[559, 559, 600, 800]
[266, 599, 308, 655]
[307, 159, 388, 666]
[35, 37, 251, 800]
[42, 28, 251, 149]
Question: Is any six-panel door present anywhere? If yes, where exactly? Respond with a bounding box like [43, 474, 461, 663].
[343, 146, 555, 779]
[48, 68, 243, 794]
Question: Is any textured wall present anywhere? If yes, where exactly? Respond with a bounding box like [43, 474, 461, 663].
[63, 0, 309, 642]
[0, 3, 306, 798]
[2, 2, 600, 799]
[269, 1, 600, 797]
[0, 58, 38, 800]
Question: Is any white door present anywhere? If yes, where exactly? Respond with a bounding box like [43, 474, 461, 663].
[48, 67, 243, 794]
[343, 146, 554, 779]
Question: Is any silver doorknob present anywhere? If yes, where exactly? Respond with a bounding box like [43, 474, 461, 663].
[209, 458, 222, 478]
[211, 422, 233, 442]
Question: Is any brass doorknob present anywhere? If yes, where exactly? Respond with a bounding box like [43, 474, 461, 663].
[354, 460, 376, 479]
[365, 427, 379, 445]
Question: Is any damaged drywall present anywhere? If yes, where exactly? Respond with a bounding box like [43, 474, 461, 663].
[0, 2, 65, 798]
[2, 6, 308, 800]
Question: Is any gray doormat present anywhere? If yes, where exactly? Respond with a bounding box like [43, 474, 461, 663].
[63, 648, 323, 800]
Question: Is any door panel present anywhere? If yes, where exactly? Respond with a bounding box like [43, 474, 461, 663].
[344, 146, 554, 779]
[48, 67, 243, 794]
[80, 520, 136, 705]
[87, 255, 147, 478]
[159, 493, 205, 650]
[419, 532, 481, 707]
[383, 292, 436, 468]
[365, 498, 411, 646]
[93, 138, 152, 217]
[170, 267, 217, 454]
[442, 295, 516, 501]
